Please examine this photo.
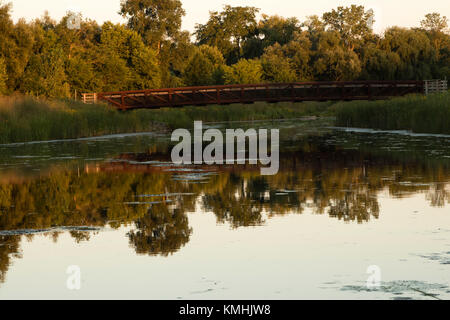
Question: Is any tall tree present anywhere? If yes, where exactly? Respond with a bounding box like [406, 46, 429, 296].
[98, 22, 161, 90]
[120, 0, 185, 52]
[322, 5, 374, 50]
[159, 31, 195, 87]
[312, 31, 362, 81]
[195, 5, 260, 63]
[261, 31, 312, 83]
[243, 15, 302, 59]
[0, 56, 6, 94]
[21, 38, 71, 98]
[0, 2, 35, 91]
[421, 13, 448, 32]
[381, 27, 435, 79]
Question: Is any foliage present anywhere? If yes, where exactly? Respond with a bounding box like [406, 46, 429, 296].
[119, 0, 185, 51]
[0, 57, 7, 94]
[183, 45, 226, 86]
[0, 2, 448, 98]
[322, 5, 374, 50]
[224, 59, 263, 84]
[421, 13, 448, 32]
[194, 5, 260, 63]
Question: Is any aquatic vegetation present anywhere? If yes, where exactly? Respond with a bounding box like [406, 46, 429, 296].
[334, 92, 450, 134]
[0, 96, 334, 143]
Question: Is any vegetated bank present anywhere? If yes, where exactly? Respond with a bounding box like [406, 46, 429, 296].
[1, 92, 449, 145]
[334, 92, 450, 134]
[0, 96, 334, 144]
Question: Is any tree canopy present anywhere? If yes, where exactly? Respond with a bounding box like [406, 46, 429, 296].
[0, 1, 448, 99]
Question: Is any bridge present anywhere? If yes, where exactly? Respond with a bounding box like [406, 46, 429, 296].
[81, 80, 446, 111]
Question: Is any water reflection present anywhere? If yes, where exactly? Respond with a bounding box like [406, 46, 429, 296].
[0, 128, 449, 293]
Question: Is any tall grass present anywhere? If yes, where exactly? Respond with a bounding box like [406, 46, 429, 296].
[0, 96, 334, 144]
[334, 93, 450, 134]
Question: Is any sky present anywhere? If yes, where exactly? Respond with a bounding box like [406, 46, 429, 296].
[6, 0, 450, 34]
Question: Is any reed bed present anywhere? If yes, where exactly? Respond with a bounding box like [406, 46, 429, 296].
[0, 96, 334, 143]
[334, 93, 450, 134]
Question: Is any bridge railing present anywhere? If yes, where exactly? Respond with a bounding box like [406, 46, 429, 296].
[90, 81, 426, 110]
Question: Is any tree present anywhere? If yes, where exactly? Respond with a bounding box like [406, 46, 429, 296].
[0, 56, 6, 94]
[312, 31, 362, 81]
[21, 41, 71, 98]
[53, 14, 103, 94]
[120, 0, 185, 52]
[322, 5, 374, 50]
[195, 5, 260, 63]
[224, 59, 263, 84]
[243, 15, 302, 59]
[159, 31, 195, 87]
[260, 30, 312, 83]
[421, 13, 448, 32]
[0, 3, 35, 91]
[261, 47, 296, 83]
[98, 22, 161, 90]
[360, 45, 402, 80]
[381, 27, 435, 79]
[420, 13, 449, 66]
[183, 45, 226, 86]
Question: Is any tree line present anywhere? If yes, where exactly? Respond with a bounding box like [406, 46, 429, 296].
[0, 0, 449, 98]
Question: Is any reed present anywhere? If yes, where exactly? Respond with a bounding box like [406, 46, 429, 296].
[334, 93, 450, 134]
[0, 96, 334, 144]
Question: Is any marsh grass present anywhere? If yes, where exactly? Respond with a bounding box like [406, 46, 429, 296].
[334, 93, 450, 134]
[0, 96, 335, 144]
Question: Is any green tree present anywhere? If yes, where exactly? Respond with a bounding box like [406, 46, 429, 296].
[312, 31, 362, 81]
[360, 45, 402, 80]
[420, 13, 449, 73]
[224, 59, 263, 84]
[98, 22, 161, 90]
[261, 49, 296, 83]
[260, 31, 312, 83]
[183, 45, 226, 86]
[322, 5, 374, 50]
[20, 26, 71, 98]
[421, 13, 448, 32]
[244, 15, 302, 59]
[159, 31, 195, 87]
[0, 3, 35, 91]
[120, 0, 185, 52]
[381, 27, 435, 79]
[195, 5, 260, 63]
[0, 56, 7, 94]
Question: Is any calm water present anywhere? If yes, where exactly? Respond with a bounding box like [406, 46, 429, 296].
[0, 120, 449, 300]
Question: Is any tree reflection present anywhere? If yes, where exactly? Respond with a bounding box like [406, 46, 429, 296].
[0, 142, 448, 283]
[128, 204, 192, 257]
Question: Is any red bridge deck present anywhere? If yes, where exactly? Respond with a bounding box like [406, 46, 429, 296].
[95, 81, 425, 110]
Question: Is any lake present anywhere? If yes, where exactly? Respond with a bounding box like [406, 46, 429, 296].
[0, 120, 449, 300]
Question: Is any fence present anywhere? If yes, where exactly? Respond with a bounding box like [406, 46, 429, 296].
[424, 80, 448, 95]
[81, 93, 97, 104]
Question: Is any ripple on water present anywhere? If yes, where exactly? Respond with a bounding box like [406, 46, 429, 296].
[0, 226, 101, 236]
[340, 281, 449, 300]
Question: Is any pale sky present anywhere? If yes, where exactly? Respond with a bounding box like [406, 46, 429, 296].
[6, 0, 450, 34]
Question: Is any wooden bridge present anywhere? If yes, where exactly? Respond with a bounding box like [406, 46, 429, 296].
[81, 80, 441, 111]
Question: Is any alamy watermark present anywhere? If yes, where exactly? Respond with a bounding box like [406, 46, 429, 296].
[366, 265, 381, 290]
[66, 265, 81, 290]
[171, 121, 280, 176]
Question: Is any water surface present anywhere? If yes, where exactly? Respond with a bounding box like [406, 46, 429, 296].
[0, 121, 449, 300]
